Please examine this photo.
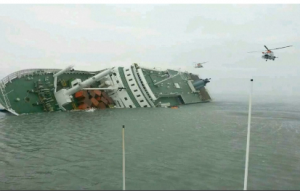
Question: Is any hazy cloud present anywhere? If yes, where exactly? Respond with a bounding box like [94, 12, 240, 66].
[0, 4, 299, 99]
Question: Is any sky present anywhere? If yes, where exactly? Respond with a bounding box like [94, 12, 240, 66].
[0, 4, 299, 101]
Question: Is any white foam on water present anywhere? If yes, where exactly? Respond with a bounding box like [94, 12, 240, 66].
[85, 108, 96, 112]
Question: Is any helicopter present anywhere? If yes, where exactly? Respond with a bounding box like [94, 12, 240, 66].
[248, 45, 292, 61]
[194, 62, 208, 68]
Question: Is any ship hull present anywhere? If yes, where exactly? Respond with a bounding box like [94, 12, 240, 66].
[0, 64, 211, 115]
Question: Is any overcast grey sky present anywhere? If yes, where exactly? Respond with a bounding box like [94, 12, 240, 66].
[0, 4, 299, 100]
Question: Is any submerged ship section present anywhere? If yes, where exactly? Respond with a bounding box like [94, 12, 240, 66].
[131, 64, 211, 108]
[0, 63, 211, 115]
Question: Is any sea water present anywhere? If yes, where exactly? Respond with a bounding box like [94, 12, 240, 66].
[0, 97, 300, 190]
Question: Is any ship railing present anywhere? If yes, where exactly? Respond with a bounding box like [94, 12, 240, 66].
[0, 68, 63, 86]
[0, 82, 11, 109]
[0, 69, 61, 113]
[0, 93, 5, 108]
[179, 72, 189, 80]
[0, 67, 106, 116]
[140, 66, 167, 72]
[0, 68, 106, 86]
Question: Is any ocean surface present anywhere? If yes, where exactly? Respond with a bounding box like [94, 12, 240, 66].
[1, 97, 300, 190]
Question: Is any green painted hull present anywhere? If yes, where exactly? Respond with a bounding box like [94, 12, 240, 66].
[0, 64, 211, 115]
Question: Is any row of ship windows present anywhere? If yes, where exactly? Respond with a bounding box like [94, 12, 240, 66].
[117, 100, 147, 108]
[128, 105, 148, 108]
[137, 75, 153, 101]
[125, 71, 146, 103]
[124, 103, 148, 108]
[124, 69, 148, 107]
[124, 96, 144, 103]
[116, 102, 147, 108]
[125, 69, 133, 83]
[116, 79, 135, 87]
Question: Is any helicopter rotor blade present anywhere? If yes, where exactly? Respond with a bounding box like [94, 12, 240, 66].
[194, 61, 208, 64]
[264, 45, 270, 51]
[247, 50, 264, 53]
[269, 45, 292, 51]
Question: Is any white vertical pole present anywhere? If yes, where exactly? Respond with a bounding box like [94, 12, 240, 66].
[122, 125, 125, 190]
[244, 79, 253, 190]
